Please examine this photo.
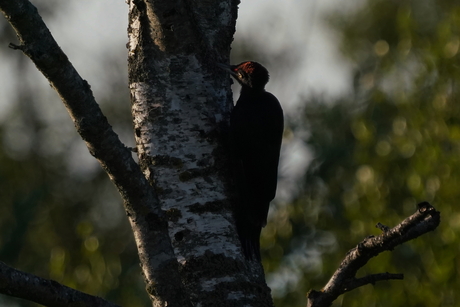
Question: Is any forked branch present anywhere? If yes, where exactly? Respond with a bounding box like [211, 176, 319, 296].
[307, 202, 440, 307]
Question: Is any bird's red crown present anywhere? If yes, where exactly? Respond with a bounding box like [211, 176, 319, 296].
[232, 61, 269, 89]
[235, 62, 257, 75]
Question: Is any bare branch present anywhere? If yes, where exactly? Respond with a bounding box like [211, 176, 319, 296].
[0, 1, 190, 305]
[0, 261, 120, 307]
[307, 202, 440, 307]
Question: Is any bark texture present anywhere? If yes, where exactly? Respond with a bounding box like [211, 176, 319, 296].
[128, 0, 274, 306]
[0, 261, 120, 307]
[1, 0, 274, 305]
[0, 1, 189, 306]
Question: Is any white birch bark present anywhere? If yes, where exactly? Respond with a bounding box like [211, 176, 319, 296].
[128, 0, 274, 305]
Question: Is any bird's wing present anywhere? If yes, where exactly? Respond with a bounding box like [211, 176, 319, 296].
[230, 94, 283, 224]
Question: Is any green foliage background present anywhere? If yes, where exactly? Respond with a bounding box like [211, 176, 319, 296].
[262, 0, 460, 306]
[1, 0, 459, 306]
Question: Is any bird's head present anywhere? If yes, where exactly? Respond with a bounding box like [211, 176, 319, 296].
[217, 61, 269, 90]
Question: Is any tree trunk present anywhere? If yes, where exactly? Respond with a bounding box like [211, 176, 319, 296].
[127, 0, 274, 306]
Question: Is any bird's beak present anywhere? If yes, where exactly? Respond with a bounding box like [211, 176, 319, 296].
[217, 63, 237, 77]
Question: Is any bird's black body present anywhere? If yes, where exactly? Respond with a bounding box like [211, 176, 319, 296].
[219, 61, 284, 260]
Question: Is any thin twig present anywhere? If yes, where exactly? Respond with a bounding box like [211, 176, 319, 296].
[344, 272, 404, 292]
[8, 43, 24, 50]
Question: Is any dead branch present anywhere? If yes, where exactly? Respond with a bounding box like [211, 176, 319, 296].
[307, 202, 440, 307]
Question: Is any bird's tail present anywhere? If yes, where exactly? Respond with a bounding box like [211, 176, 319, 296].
[236, 220, 263, 261]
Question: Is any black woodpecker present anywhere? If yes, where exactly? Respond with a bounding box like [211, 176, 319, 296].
[218, 61, 284, 261]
